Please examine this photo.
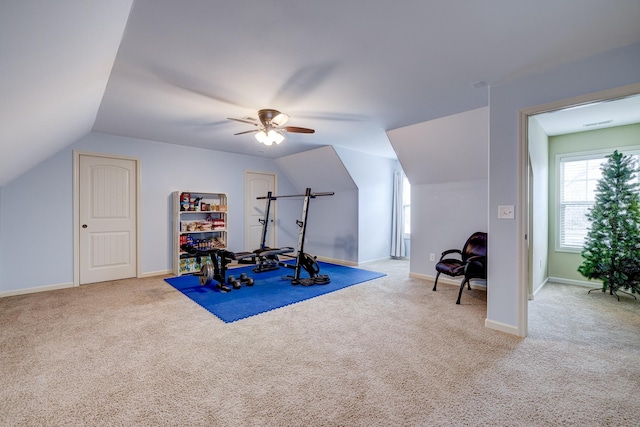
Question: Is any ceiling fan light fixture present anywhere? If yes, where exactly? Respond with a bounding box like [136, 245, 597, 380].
[268, 129, 285, 144]
[255, 130, 268, 144]
[233, 109, 313, 145]
[255, 129, 284, 145]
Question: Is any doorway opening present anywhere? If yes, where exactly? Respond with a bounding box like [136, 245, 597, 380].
[518, 83, 640, 336]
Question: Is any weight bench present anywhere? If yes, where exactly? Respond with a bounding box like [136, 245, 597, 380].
[238, 246, 295, 272]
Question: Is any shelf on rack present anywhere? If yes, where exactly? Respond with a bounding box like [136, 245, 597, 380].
[179, 229, 226, 234]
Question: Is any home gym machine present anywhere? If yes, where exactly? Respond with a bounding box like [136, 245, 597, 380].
[180, 244, 255, 292]
[246, 190, 295, 273]
[182, 187, 333, 289]
[255, 188, 334, 286]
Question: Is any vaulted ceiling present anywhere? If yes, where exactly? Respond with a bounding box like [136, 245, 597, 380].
[2, 1, 640, 186]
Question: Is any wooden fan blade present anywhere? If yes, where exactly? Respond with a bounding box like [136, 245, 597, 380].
[283, 126, 315, 134]
[234, 129, 259, 135]
[228, 117, 258, 126]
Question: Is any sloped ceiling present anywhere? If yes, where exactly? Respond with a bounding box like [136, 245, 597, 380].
[0, 0, 133, 186]
[387, 107, 488, 185]
[2, 1, 640, 187]
[275, 146, 356, 194]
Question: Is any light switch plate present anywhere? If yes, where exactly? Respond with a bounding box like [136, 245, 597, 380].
[498, 205, 515, 219]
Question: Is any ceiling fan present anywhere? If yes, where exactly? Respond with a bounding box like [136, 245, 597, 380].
[227, 109, 315, 145]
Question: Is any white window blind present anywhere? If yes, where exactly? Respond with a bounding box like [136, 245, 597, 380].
[559, 157, 603, 248]
[558, 149, 640, 250]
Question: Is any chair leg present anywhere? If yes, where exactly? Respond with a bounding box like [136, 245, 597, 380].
[432, 272, 441, 291]
[456, 278, 468, 304]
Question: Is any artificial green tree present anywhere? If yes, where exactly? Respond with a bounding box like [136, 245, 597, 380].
[578, 150, 640, 300]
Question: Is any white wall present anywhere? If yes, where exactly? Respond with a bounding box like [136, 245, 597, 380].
[275, 145, 398, 264]
[334, 147, 399, 262]
[411, 180, 488, 277]
[275, 147, 360, 263]
[528, 118, 549, 296]
[387, 107, 489, 278]
[488, 41, 640, 335]
[1, 148, 74, 290]
[0, 132, 298, 293]
[0, 187, 4, 278]
[0, 187, 4, 287]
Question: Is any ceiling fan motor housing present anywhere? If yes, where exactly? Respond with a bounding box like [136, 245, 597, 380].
[259, 109, 289, 127]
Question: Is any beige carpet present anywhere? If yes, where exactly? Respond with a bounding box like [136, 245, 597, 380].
[1, 259, 638, 426]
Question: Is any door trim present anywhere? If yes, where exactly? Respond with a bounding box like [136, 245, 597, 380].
[73, 150, 142, 286]
[517, 82, 640, 337]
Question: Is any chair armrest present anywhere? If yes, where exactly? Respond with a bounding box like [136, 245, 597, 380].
[464, 256, 486, 276]
[466, 255, 486, 265]
[439, 249, 462, 261]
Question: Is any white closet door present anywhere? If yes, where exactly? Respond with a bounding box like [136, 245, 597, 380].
[79, 154, 137, 284]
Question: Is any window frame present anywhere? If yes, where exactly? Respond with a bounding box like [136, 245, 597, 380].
[555, 146, 640, 253]
[402, 175, 411, 239]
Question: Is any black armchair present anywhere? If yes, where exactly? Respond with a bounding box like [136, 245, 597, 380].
[432, 232, 487, 304]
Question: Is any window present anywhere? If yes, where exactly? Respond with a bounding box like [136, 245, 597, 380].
[403, 175, 411, 237]
[557, 148, 640, 251]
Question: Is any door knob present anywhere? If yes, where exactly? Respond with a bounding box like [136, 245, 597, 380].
[82, 224, 88, 228]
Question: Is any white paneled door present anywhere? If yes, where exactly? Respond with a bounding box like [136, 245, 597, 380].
[244, 172, 276, 251]
[79, 154, 137, 284]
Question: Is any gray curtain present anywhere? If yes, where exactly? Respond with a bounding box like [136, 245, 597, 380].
[391, 171, 405, 258]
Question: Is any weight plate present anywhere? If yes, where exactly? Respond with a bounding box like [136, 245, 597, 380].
[314, 275, 330, 285]
[301, 253, 320, 276]
[199, 263, 215, 286]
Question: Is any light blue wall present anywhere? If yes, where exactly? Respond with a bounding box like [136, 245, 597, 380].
[275, 146, 361, 263]
[334, 147, 399, 262]
[1, 148, 74, 290]
[0, 133, 393, 293]
[528, 117, 549, 296]
[386, 107, 489, 278]
[0, 132, 298, 292]
[304, 189, 359, 262]
[411, 180, 488, 277]
[488, 42, 640, 332]
[0, 187, 3, 287]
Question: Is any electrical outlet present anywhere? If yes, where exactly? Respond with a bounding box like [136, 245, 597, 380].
[430, 253, 435, 261]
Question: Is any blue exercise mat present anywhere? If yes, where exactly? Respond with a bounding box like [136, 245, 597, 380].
[164, 261, 385, 323]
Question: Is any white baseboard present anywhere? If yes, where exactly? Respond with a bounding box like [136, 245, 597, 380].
[548, 276, 601, 288]
[0, 282, 75, 298]
[409, 272, 487, 291]
[139, 269, 172, 278]
[530, 277, 549, 299]
[315, 256, 358, 267]
[1, 270, 172, 298]
[410, 271, 447, 282]
[485, 318, 520, 336]
[359, 256, 399, 265]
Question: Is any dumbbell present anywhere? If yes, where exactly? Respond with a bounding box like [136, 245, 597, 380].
[239, 273, 254, 286]
[227, 275, 242, 289]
